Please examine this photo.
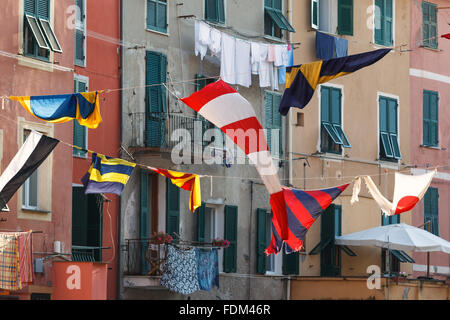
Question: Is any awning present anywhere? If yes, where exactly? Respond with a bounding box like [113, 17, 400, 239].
[265, 8, 295, 33]
[391, 250, 415, 263]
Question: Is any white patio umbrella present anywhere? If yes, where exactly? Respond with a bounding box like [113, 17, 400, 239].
[335, 223, 450, 254]
[335, 223, 450, 300]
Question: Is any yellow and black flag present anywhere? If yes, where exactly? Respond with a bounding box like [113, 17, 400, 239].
[279, 48, 391, 115]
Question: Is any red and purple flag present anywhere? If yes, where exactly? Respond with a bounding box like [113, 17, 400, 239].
[266, 184, 349, 255]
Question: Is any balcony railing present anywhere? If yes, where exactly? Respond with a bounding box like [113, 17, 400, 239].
[129, 112, 225, 153]
[71, 245, 111, 262]
[123, 239, 168, 276]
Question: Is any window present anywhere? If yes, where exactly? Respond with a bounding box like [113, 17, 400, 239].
[166, 178, 180, 237]
[147, 0, 167, 33]
[256, 209, 275, 274]
[318, 205, 342, 276]
[205, 0, 225, 24]
[374, 0, 394, 46]
[311, 0, 353, 35]
[265, 0, 295, 39]
[146, 51, 167, 148]
[73, 77, 88, 157]
[265, 91, 283, 158]
[424, 187, 439, 236]
[422, 2, 438, 49]
[379, 95, 401, 161]
[320, 86, 350, 154]
[23, 0, 62, 60]
[22, 131, 39, 210]
[223, 205, 237, 273]
[423, 90, 439, 147]
[197, 204, 217, 243]
[75, 0, 86, 66]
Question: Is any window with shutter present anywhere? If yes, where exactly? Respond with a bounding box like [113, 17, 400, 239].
[320, 205, 341, 277]
[166, 178, 180, 237]
[320, 86, 350, 154]
[338, 0, 353, 35]
[224, 205, 237, 273]
[197, 203, 206, 242]
[74, 0, 86, 66]
[265, 91, 283, 158]
[205, 0, 225, 24]
[140, 171, 150, 275]
[145, 51, 167, 148]
[423, 90, 439, 147]
[424, 187, 439, 236]
[265, 0, 294, 39]
[379, 96, 400, 161]
[423, 2, 438, 49]
[256, 209, 268, 274]
[374, 0, 394, 46]
[73, 78, 88, 157]
[24, 0, 55, 60]
[147, 0, 168, 33]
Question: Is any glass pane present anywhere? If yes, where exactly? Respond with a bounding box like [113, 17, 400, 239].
[380, 132, 393, 158]
[334, 125, 351, 148]
[330, 89, 341, 124]
[323, 123, 343, 145]
[390, 134, 401, 159]
[388, 99, 397, 133]
[39, 19, 62, 52]
[379, 98, 387, 132]
[26, 15, 49, 49]
[321, 87, 330, 122]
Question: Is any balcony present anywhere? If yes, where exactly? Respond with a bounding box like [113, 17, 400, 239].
[122, 239, 168, 288]
[128, 112, 225, 157]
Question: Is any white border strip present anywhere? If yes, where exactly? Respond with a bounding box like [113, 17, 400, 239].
[410, 68, 450, 84]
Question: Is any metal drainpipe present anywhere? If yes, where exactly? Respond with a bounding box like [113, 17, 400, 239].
[117, 0, 123, 301]
[248, 180, 254, 299]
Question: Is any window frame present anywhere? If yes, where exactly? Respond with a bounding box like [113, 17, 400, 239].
[73, 75, 89, 158]
[422, 1, 438, 49]
[205, 0, 225, 25]
[146, 0, 168, 34]
[74, 0, 87, 67]
[374, 0, 394, 47]
[378, 94, 401, 162]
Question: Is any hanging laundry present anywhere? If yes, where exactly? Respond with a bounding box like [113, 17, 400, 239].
[195, 20, 209, 60]
[441, 33, 450, 39]
[160, 245, 200, 295]
[208, 28, 222, 57]
[259, 44, 272, 87]
[316, 31, 336, 60]
[147, 167, 201, 212]
[268, 44, 276, 62]
[235, 39, 252, 88]
[271, 64, 279, 91]
[274, 45, 284, 67]
[351, 170, 436, 216]
[279, 48, 391, 115]
[0, 131, 59, 209]
[278, 45, 289, 85]
[81, 153, 136, 196]
[251, 42, 261, 75]
[266, 184, 350, 255]
[220, 33, 236, 84]
[334, 37, 348, 58]
[195, 248, 219, 291]
[0, 233, 20, 291]
[181, 80, 289, 243]
[10, 92, 102, 129]
[18, 231, 34, 286]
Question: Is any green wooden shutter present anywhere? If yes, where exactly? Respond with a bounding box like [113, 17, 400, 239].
[425, 187, 439, 236]
[331, 88, 341, 125]
[75, 29, 85, 65]
[217, 0, 225, 23]
[256, 209, 267, 274]
[423, 2, 437, 49]
[384, 0, 393, 46]
[166, 178, 180, 237]
[338, 0, 353, 35]
[24, 0, 36, 14]
[72, 187, 88, 246]
[147, 0, 167, 33]
[140, 171, 149, 274]
[272, 94, 283, 157]
[224, 205, 238, 273]
[374, 0, 384, 44]
[423, 91, 431, 146]
[73, 79, 87, 157]
[206, 0, 224, 23]
[146, 51, 167, 147]
[320, 205, 340, 276]
[37, 0, 49, 18]
[197, 203, 206, 242]
[430, 92, 439, 146]
[87, 194, 103, 261]
[265, 92, 274, 152]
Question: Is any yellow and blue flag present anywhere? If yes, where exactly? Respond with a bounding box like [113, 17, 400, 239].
[279, 48, 391, 115]
[10, 92, 102, 129]
[81, 153, 136, 196]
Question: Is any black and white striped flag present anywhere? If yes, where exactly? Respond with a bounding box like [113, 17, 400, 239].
[0, 130, 59, 209]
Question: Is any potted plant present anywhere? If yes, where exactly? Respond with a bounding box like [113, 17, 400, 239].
[212, 238, 230, 248]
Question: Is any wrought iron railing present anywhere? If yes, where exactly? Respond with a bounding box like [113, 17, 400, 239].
[129, 112, 225, 154]
[123, 239, 168, 276]
[71, 245, 110, 262]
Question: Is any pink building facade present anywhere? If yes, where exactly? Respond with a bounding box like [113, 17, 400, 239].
[410, 0, 450, 280]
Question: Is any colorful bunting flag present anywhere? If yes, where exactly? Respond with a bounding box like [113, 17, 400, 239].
[10, 91, 102, 129]
[266, 184, 350, 255]
[81, 153, 136, 196]
[279, 48, 391, 115]
[0, 131, 59, 209]
[149, 167, 201, 212]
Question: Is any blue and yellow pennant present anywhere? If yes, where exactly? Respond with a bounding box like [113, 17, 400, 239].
[10, 91, 102, 129]
[279, 48, 391, 115]
[81, 153, 136, 196]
